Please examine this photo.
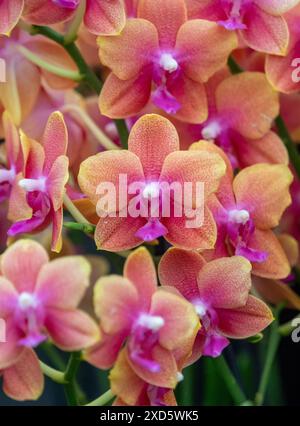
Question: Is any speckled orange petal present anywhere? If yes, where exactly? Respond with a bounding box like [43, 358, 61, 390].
[159, 248, 206, 300]
[258, 0, 300, 15]
[151, 289, 199, 352]
[93, 275, 139, 333]
[98, 19, 158, 80]
[0, 0, 24, 35]
[3, 349, 44, 401]
[253, 276, 300, 310]
[110, 349, 145, 406]
[217, 295, 273, 338]
[242, 5, 289, 55]
[84, 331, 125, 370]
[197, 256, 252, 309]
[85, 0, 126, 35]
[78, 150, 144, 208]
[42, 111, 68, 175]
[176, 19, 238, 83]
[237, 131, 288, 168]
[233, 164, 293, 229]
[128, 114, 179, 179]
[99, 70, 152, 119]
[127, 344, 178, 389]
[124, 247, 157, 310]
[138, 0, 187, 48]
[248, 229, 291, 279]
[216, 72, 279, 139]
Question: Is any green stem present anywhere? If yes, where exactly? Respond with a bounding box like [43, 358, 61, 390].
[40, 342, 66, 371]
[278, 314, 300, 336]
[227, 56, 243, 74]
[115, 119, 129, 149]
[64, 221, 95, 234]
[29, 25, 129, 147]
[64, 0, 86, 45]
[214, 355, 248, 405]
[63, 193, 91, 225]
[64, 352, 82, 406]
[275, 115, 300, 179]
[85, 389, 115, 406]
[255, 306, 282, 406]
[40, 361, 67, 384]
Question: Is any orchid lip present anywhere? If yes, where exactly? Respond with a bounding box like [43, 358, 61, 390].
[137, 313, 165, 332]
[142, 182, 160, 200]
[0, 167, 16, 184]
[159, 53, 179, 74]
[193, 300, 207, 318]
[19, 177, 47, 193]
[228, 209, 250, 224]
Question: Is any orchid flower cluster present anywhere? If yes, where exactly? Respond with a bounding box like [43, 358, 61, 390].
[0, 0, 300, 407]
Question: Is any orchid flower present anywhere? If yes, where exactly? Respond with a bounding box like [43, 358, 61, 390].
[7, 112, 69, 252]
[98, 0, 237, 122]
[159, 248, 273, 359]
[0, 239, 99, 373]
[78, 114, 226, 251]
[191, 141, 293, 279]
[169, 70, 288, 168]
[266, 4, 300, 93]
[0, 0, 24, 35]
[186, 0, 300, 55]
[0, 29, 78, 126]
[85, 247, 199, 389]
[110, 349, 177, 406]
[23, 0, 126, 35]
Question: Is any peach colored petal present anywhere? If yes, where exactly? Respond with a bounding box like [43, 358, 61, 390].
[35, 256, 91, 309]
[253, 276, 300, 310]
[258, 0, 300, 15]
[93, 275, 139, 333]
[151, 289, 199, 351]
[85, 0, 126, 35]
[23, 0, 75, 24]
[124, 247, 157, 310]
[42, 111, 68, 174]
[217, 295, 273, 338]
[216, 72, 279, 139]
[85, 331, 125, 369]
[233, 164, 293, 229]
[99, 71, 152, 118]
[0, 0, 24, 35]
[266, 45, 300, 94]
[3, 349, 44, 401]
[45, 308, 99, 351]
[7, 174, 32, 223]
[128, 114, 179, 179]
[1, 239, 48, 293]
[0, 276, 18, 318]
[98, 19, 158, 80]
[176, 19, 238, 83]
[138, 0, 187, 48]
[158, 248, 206, 300]
[47, 156, 69, 211]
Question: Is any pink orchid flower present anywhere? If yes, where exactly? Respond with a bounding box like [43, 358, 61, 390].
[0, 0, 24, 35]
[78, 114, 226, 252]
[85, 247, 199, 389]
[23, 0, 126, 35]
[186, 0, 300, 55]
[192, 141, 293, 279]
[0, 348, 44, 401]
[110, 349, 177, 406]
[266, 4, 300, 93]
[0, 239, 99, 370]
[98, 0, 237, 123]
[0, 111, 24, 211]
[159, 249, 273, 360]
[169, 70, 288, 168]
[0, 28, 78, 126]
[7, 112, 69, 252]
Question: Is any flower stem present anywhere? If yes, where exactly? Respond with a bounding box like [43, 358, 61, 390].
[255, 305, 282, 406]
[275, 115, 300, 179]
[64, 0, 86, 45]
[64, 221, 95, 234]
[115, 119, 129, 150]
[85, 389, 115, 406]
[63, 193, 91, 225]
[64, 351, 82, 406]
[213, 355, 248, 405]
[278, 314, 300, 336]
[40, 361, 67, 384]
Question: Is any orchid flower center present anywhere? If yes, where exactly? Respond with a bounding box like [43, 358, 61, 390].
[142, 182, 160, 200]
[219, 0, 249, 30]
[19, 177, 47, 193]
[202, 121, 222, 140]
[137, 313, 165, 332]
[18, 292, 38, 310]
[159, 53, 178, 74]
[0, 167, 16, 184]
[228, 209, 250, 225]
[52, 0, 79, 9]
[194, 300, 207, 318]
